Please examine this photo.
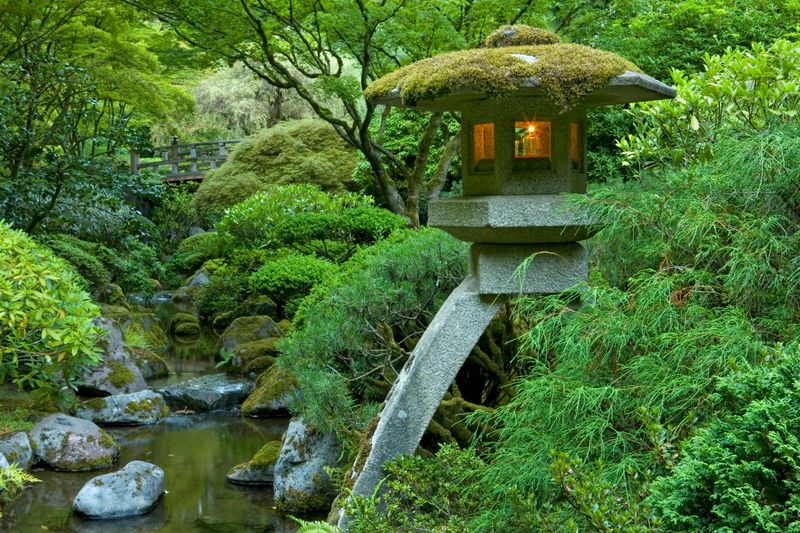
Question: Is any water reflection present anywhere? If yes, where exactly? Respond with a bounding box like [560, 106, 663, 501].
[4, 415, 294, 532]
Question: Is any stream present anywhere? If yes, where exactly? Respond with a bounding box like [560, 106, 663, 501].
[3, 297, 298, 532]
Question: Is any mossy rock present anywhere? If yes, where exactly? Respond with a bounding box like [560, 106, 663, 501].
[101, 284, 128, 307]
[242, 366, 298, 417]
[193, 120, 361, 215]
[131, 347, 169, 380]
[244, 356, 277, 376]
[226, 440, 282, 486]
[277, 319, 293, 333]
[228, 339, 279, 375]
[482, 25, 561, 47]
[100, 308, 168, 352]
[29, 414, 120, 472]
[219, 316, 282, 353]
[364, 24, 640, 110]
[169, 312, 199, 331]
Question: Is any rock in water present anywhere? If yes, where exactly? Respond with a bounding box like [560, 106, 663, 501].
[74, 390, 170, 425]
[73, 461, 165, 519]
[78, 318, 147, 396]
[218, 316, 282, 352]
[241, 366, 299, 417]
[226, 441, 282, 486]
[30, 414, 119, 471]
[158, 374, 253, 412]
[0, 432, 34, 469]
[274, 419, 341, 512]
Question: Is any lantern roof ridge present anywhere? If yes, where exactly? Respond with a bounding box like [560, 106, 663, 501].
[365, 30, 676, 110]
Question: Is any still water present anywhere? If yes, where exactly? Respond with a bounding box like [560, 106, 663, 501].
[4, 415, 294, 532]
[3, 295, 298, 532]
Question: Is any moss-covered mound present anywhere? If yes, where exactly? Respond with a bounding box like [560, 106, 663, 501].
[483, 25, 561, 47]
[194, 120, 360, 215]
[364, 25, 639, 110]
[242, 366, 298, 417]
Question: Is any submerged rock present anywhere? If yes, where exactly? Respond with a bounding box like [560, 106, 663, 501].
[30, 414, 119, 471]
[274, 419, 341, 513]
[226, 440, 282, 486]
[74, 390, 170, 426]
[242, 366, 298, 417]
[158, 374, 253, 412]
[219, 316, 282, 352]
[73, 461, 165, 519]
[78, 318, 147, 397]
[0, 431, 34, 469]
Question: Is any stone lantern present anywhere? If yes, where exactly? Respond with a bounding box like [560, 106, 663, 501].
[339, 26, 675, 528]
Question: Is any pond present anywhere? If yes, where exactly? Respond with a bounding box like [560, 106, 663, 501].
[3, 296, 299, 532]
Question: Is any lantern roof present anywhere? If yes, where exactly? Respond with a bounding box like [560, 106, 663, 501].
[364, 26, 676, 111]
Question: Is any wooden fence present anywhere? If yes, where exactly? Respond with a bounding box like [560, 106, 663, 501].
[130, 139, 241, 181]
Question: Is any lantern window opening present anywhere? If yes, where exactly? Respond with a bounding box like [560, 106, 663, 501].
[472, 123, 495, 173]
[513, 120, 551, 171]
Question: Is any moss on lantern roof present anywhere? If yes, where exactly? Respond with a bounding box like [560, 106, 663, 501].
[364, 26, 640, 111]
[483, 25, 561, 47]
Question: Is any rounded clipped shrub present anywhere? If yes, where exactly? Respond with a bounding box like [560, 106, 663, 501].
[194, 119, 360, 215]
[0, 222, 101, 396]
[249, 255, 338, 315]
[167, 231, 226, 277]
[215, 184, 371, 250]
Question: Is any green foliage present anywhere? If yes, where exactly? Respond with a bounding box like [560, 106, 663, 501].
[151, 183, 211, 254]
[650, 346, 800, 532]
[0, 222, 101, 400]
[0, 464, 40, 503]
[294, 520, 342, 533]
[250, 254, 338, 316]
[469, 123, 800, 530]
[620, 40, 800, 170]
[38, 234, 164, 295]
[215, 184, 392, 260]
[166, 231, 227, 277]
[278, 228, 467, 441]
[193, 120, 360, 215]
[346, 444, 483, 533]
[195, 266, 250, 320]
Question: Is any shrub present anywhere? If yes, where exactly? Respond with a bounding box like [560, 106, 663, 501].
[195, 267, 250, 320]
[37, 234, 111, 291]
[650, 346, 800, 532]
[619, 39, 800, 170]
[193, 119, 360, 214]
[166, 231, 227, 277]
[0, 222, 101, 400]
[215, 184, 371, 251]
[250, 254, 338, 316]
[346, 444, 484, 533]
[278, 228, 467, 440]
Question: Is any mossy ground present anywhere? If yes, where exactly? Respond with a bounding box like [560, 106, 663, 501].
[0, 387, 53, 434]
[365, 33, 639, 110]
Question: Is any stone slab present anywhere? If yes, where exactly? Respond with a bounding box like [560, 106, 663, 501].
[428, 195, 595, 244]
[470, 242, 587, 295]
[339, 277, 503, 528]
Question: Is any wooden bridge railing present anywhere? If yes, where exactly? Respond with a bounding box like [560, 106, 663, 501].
[130, 138, 241, 182]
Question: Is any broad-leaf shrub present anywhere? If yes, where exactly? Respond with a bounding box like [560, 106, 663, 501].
[215, 184, 374, 251]
[620, 40, 800, 170]
[278, 228, 467, 439]
[250, 254, 338, 316]
[0, 222, 101, 398]
[650, 346, 800, 531]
